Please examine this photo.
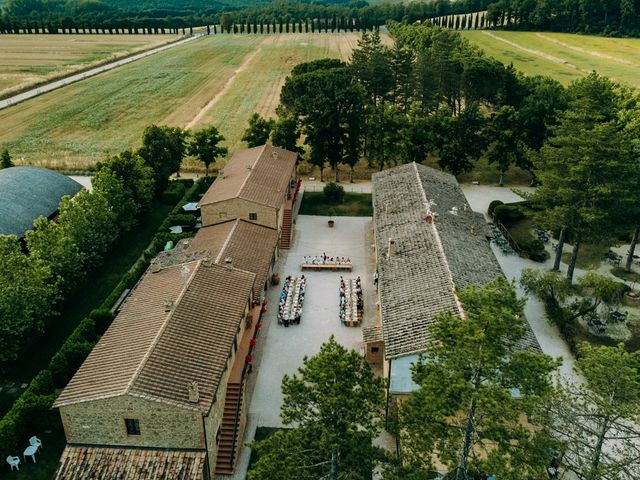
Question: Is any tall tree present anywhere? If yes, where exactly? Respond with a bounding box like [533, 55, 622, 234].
[138, 124, 189, 193]
[434, 103, 488, 176]
[545, 344, 640, 480]
[399, 276, 560, 479]
[280, 59, 366, 182]
[25, 216, 85, 291]
[189, 125, 228, 176]
[249, 336, 386, 480]
[531, 73, 636, 282]
[241, 112, 275, 148]
[57, 190, 118, 270]
[0, 149, 14, 169]
[95, 150, 154, 215]
[350, 30, 394, 106]
[270, 115, 303, 155]
[0, 236, 57, 364]
[486, 105, 530, 185]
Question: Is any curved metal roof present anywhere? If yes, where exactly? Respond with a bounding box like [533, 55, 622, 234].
[0, 166, 83, 237]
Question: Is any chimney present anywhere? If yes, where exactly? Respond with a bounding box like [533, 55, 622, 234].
[188, 382, 200, 403]
[387, 238, 395, 258]
[224, 257, 233, 269]
[163, 300, 174, 313]
[150, 259, 161, 273]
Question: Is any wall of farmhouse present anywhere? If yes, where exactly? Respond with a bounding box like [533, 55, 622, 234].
[59, 395, 204, 449]
[201, 198, 277, 230]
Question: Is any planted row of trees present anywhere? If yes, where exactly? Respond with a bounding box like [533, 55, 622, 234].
[0, 122, 226, 367]
[250, 279, 640, 480]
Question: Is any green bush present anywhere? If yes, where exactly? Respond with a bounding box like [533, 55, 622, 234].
[26, 370, 54, 396]
[169, 214, 196, 227]
[49, 350, 70, 388]
[175, 178, 194, 187]
[493, 204, 525, 224]
[323, 182, 345, 203]
[161, 182, 186, 205]
[488, 200, 504, 216]
[70, 318, 97, 343]
[90, 308, 115, 334]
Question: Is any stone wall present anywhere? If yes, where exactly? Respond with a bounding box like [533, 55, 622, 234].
[201, 198, 277, 230]
[59, 395, 204, 449]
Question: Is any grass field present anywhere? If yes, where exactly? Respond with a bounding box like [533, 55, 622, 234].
[461, 31, 640, 89]
[0, 34, 178, 96]
[0, 32, 369, 170]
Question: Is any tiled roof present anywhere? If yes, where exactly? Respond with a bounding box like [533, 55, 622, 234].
[53, 445, 206, 480]
[0, 166, 82, 237]
[185, 219, 278, 299]
[199, 145, 297, 209]
[373, 163, 540, 358]
[54, 260, 255, 412]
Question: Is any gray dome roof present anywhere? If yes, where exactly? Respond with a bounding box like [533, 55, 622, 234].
[0, 167, 83, 238]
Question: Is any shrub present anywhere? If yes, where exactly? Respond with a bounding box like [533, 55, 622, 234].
[493, 204, 525, 224]
[161, 182, 186, 205]
[90, 309, 115, 334]
[323, 182, 345, 203]
[197, 175, 215, 192]
[49, 352, 70, 388]
[70, 318, 97, 343]
[488, 200, 504, 216]
[26, 370, 54, 396]
[169, 214, 196, 227]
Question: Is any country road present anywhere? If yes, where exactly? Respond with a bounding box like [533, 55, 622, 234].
[0, 33, 204, 111]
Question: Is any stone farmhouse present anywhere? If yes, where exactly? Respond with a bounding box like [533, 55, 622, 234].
[198, 144, 299, 249]
[364, 163, 541, 400]
[52, 145, 299, 479]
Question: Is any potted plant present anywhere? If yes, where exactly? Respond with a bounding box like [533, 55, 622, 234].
[328, 208, 335, 228]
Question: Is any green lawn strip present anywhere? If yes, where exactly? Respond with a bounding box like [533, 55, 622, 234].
[299, 192, 372, 216]
[561, 243, 608, 270]
[12, 429, 66, 480]
[2, 201, 172, 398]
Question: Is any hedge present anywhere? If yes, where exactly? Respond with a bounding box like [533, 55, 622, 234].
[161, 182, 186, 205]
[0, 178, 209, 459]
[169, 214, 197, 227]
[0, 370, 58, 456]
[488, 199, 504, 216]
[493, 204, 525, 224]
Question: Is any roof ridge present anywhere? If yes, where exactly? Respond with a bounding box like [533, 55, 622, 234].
[215, 219, 240, 264]
[237, 144, 266, 199]
[412, 163, 464, 315]
[125, 260, 202, 396]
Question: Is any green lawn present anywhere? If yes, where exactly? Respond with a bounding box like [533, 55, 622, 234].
[299, 192, 373, 217]
[0, 201, 173, 418]
[611, 267, 640, 284]
[11, 429, 66, 480]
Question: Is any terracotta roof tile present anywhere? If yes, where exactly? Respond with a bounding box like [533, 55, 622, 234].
[54, 261, 255, 412]
[199, 145, 297, 209]
[53, 445, 206, 480]
[185, 219, 278, 300]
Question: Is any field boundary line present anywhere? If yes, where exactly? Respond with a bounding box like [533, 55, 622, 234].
[482, 31, 591, 75]
[185, 43, 264, 130]
[535, 33, 639, 67]
[0, 34, 203, 111]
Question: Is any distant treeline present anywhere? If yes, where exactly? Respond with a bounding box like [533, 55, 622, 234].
[1, 0, 637, 36]
[0, 0, 488, 33]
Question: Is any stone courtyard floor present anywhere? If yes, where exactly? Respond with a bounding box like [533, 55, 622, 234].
[223, 213, 378, 479]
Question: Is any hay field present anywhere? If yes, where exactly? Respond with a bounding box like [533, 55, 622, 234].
[0, 34, 179, 96]
[461, 30, 640, 89]
[0, 32, 370, 170]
